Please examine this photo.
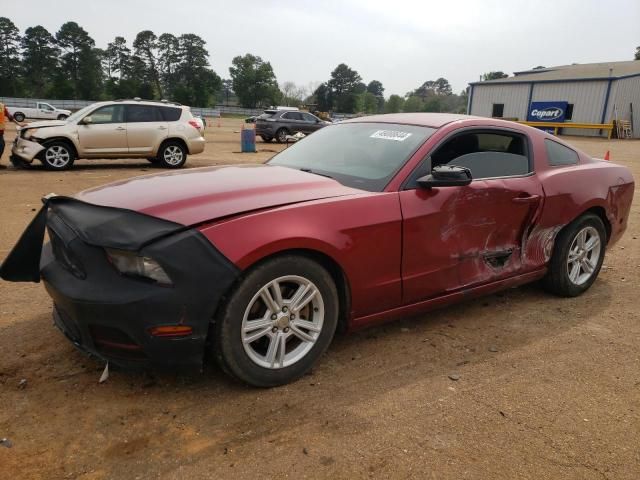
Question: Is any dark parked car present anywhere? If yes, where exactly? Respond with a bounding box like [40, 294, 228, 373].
[0, 113, 634, 387]
[255, 110, 330, 143]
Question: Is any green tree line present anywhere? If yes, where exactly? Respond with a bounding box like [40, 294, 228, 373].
[2, 16, 545, 113]
[311, 64, 469, 115]
[0, 17, 223, 106]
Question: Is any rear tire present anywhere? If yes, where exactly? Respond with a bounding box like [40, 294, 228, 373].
[542, 214, 606, 297]
[146, 157, 160, 164]
[260, 135, 273, 143]
[213, 255, 339, 387]
[41, 141, 75, 170]
[157, 141, 187, 168]
[13, 112, 25, 122]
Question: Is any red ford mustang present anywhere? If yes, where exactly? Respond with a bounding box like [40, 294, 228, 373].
[1, 113, 634, 387]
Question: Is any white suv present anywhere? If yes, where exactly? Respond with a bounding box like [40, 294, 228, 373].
[11, 99, 206, 170]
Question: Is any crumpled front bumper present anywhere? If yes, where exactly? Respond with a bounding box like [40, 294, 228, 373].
[11, 136, 44, 162]
[255, 123, 277, 137]
[1, 196, 240, 369]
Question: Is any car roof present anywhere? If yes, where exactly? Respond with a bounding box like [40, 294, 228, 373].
[88, 100, 187, 109]
[342, 113, 484, 128]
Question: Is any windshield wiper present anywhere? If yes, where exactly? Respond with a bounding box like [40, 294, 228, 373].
[299, 168, 334, 179]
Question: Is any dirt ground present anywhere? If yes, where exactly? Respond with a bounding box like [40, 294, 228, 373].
[0, 119, 639, 480]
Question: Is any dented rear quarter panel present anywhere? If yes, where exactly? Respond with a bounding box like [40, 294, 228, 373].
[534, 145, 634, 249]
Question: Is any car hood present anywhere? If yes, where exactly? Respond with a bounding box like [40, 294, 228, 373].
[75, 164, 364, 226]
[21, 120, 67, 129]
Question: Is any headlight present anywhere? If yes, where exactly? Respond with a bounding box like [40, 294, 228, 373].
[23, 128, 38, 139]
[105, 249, 172, 285]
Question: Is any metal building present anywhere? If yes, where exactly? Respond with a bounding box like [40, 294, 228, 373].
[467, 61, 640, 138]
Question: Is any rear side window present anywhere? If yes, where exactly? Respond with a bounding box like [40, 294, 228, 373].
[282, 112, 303, 120]
[159, 106, 181, 121]
[126, 105, 162, 123]
[545, 139, 579, 166]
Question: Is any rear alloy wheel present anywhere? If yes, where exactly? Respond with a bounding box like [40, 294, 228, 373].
[275, 128, 289, 144]
[158, 141, 187, 168]
[214, 256, 338, 387]
[42, 142, 75, 170]
[13, 112, 25, 122]
[543, 214, 606, 297]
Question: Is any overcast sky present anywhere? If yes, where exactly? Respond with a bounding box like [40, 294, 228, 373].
[4, 0, 640, 97]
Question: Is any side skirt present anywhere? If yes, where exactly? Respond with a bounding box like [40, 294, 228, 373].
[349, 269, 547, 330]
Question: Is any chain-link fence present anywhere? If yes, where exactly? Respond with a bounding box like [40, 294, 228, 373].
[0, 97, 266, 118]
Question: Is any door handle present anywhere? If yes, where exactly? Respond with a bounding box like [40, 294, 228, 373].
[158, 126, 167, 130]
[512, 194, 540, 204]
[115, 126, 126, 131]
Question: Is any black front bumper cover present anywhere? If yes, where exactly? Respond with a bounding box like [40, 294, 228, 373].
[1, 196, 240, 369]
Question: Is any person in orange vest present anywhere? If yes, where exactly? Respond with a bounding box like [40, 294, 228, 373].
[0, 102, 24, 169]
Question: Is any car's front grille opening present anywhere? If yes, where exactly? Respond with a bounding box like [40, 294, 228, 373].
[89, 325, 147, 361]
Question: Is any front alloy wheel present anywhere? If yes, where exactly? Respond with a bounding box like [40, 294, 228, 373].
[242, 275, 324, 369]
[42, 142, 75, 170]
[214, 255, 338, 387]
[275, 128, 289, 144]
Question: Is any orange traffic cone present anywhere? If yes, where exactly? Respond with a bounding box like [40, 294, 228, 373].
[604, 150, 610, 161]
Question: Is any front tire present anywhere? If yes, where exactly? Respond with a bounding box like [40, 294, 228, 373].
[13, 112, 25, 122]
[57, 114, 68, 121]
[213, 255, 339, 387]
[260, 135, 273, 143]
[275, 128, 289, 144]
[543, 214, 606, 297]
[41, 141, 75, 170]
[157, 141, 187, 168]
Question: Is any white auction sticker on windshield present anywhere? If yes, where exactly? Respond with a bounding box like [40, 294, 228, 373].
[370, 130, 413, 141]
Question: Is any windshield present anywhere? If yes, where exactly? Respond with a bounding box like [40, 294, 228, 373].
[66, 104, 96, 123]
[268, 122, 435, 191]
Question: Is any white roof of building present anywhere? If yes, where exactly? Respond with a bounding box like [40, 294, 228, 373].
[471, 60, 640, 85]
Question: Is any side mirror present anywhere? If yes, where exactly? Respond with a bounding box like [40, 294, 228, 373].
[417, 164, 472, 188]
[80, 116, 92, 125]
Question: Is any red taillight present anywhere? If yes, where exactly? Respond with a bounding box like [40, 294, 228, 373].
[188, 120, 200, 130]
[149, 325, 193, 338]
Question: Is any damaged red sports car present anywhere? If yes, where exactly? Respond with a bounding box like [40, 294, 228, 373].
[1, 113, 634, 387]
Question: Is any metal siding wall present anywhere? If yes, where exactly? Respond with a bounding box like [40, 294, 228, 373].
[469, 84, 530, 120]
[531, 81, 608, 136]
[606, 77, 640, 138]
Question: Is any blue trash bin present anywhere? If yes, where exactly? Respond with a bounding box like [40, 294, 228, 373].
[241, 128, 257, 153]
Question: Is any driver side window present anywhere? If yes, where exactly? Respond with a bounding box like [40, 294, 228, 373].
[431, 131, 530, 179]
[89, 105, 125, 124]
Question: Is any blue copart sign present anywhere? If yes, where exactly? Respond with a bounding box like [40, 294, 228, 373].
[527, 101, 567, 122]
